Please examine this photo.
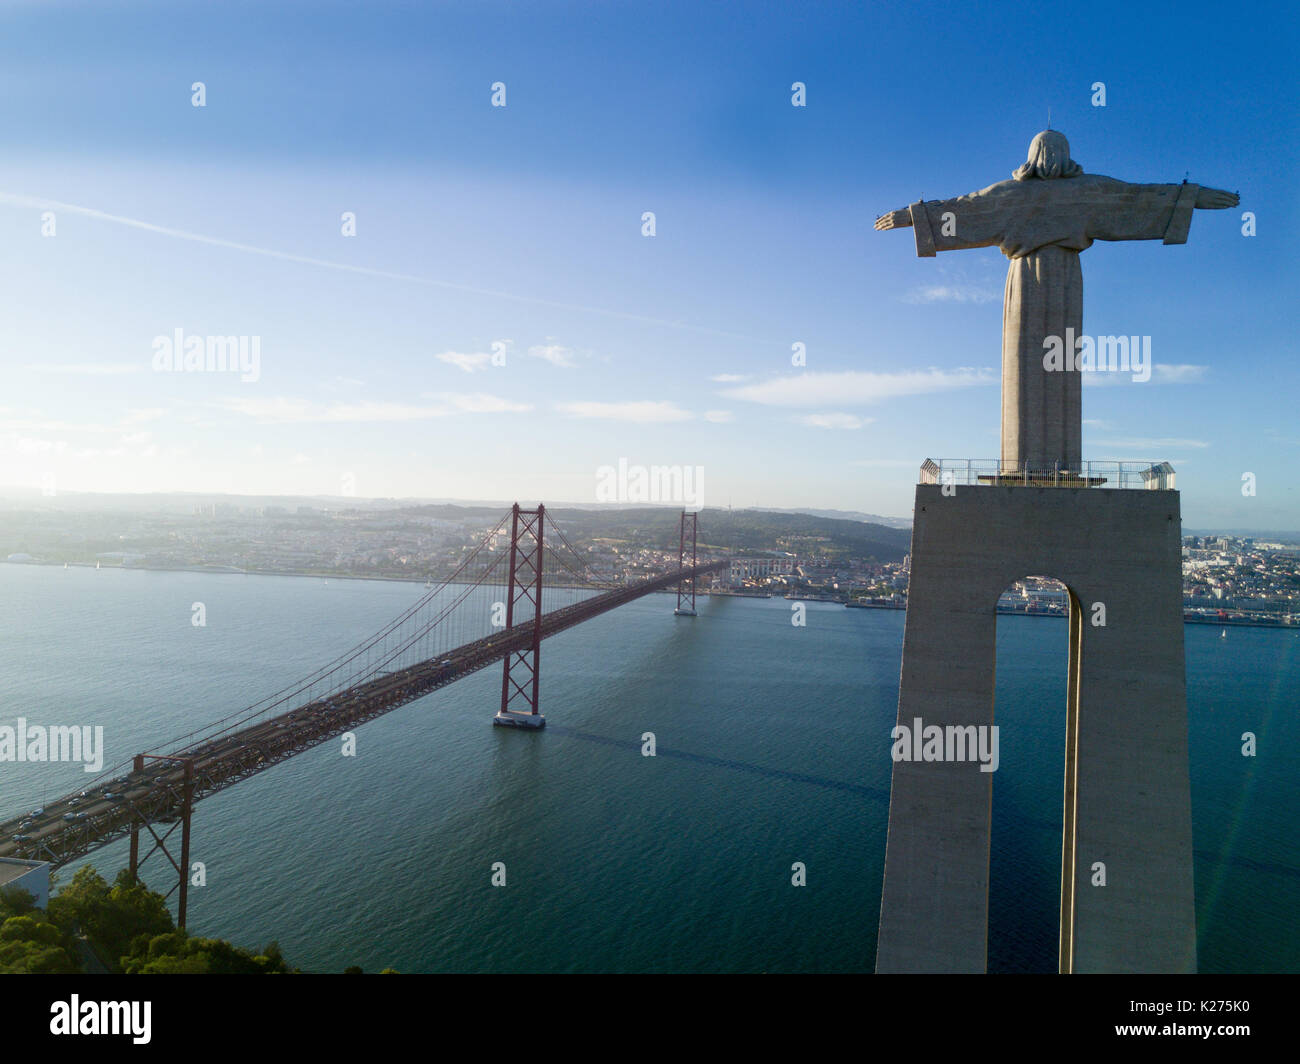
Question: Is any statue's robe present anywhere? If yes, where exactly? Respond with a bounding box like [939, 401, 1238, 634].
[907, 175, 1200, 473]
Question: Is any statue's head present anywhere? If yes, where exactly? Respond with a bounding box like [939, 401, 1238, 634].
[1013, 129, 1083, 180]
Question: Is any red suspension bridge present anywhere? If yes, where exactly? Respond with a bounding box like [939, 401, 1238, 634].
[0, 505, 723, 925]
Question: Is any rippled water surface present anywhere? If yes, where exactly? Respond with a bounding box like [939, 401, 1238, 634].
[1, 565, 1294, 972]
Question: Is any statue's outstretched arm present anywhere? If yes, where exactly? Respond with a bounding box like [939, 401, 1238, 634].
[1194, 186, 1239, 210]
[874, 209, 913, 231]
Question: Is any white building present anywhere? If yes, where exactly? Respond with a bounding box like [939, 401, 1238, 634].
[729, 557, 795, 582]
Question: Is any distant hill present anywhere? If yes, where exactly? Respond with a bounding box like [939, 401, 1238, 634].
[368, 502, 910, 561]
[750, 506, 911, 530]
[506, 505, 913, 562]
[1184, 528, 1300, 544]
[1, 489, 1289, 541]
[0, 489, 910, 525]
[0, 491, 912, 562]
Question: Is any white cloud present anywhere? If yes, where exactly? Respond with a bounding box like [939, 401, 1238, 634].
[13, 436, 64, 455]
[427, 392, 532, 414]
[722, 368, 994, 407]
[436, 350, 492, 373]
[24, 362, 144, 375]
[901, 285, 999, 305]
[218, 394, 530, 422]
[800, 413, 871, 430]
[215, 398, 448, 423]
[704, 410, 734, 423]
[124, 408, 166, 424]
[557, 400, 692, 423]
[528, 344, 577, 369]
[1083, 363, 1210, 388]
[0, 416, 116, 433]
[1152, 363, 1208, 384]
[290, 453, 311, 465]
[1080, 372, 1125, 389]
[709, 373, 747, 383]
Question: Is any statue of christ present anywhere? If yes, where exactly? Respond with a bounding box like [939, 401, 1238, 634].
[876, 130, 1238, 474]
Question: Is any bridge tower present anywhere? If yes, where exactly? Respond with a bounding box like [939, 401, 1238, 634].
[126, 753, 195, 929]
[494, 503, 547, 729]
[674, 510, 699, 616]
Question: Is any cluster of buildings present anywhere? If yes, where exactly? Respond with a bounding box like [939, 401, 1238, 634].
[0, 507, 504, 580]
[698, 536, 1300, 625]
[712, 553, 908, 604]
[1181, 535, 1300, 625]
[3, 508, 1297, 627]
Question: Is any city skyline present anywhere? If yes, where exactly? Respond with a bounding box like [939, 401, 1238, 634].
[1, 0, 1295, 529]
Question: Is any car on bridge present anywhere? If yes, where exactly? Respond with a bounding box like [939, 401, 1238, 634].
[11, 834, 31, 842]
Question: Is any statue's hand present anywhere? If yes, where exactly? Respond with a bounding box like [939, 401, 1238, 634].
[874, 208, 913, 231]
[1194, 186, 1239, 210]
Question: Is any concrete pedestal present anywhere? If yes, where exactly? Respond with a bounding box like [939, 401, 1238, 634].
[875, 484, 1196, 973]
[493, 711, 546, 730]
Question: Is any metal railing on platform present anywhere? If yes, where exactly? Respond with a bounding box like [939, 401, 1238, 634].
[918, 459, 1175, 490]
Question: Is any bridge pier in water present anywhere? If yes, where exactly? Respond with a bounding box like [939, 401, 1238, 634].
[673, 510, 698, 616]
[494, 503, 547, 730]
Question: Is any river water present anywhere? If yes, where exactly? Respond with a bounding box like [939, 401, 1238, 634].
[0, 565, 1295, 972]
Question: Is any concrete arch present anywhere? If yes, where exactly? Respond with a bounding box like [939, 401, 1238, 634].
[876, 485, 1196, 973]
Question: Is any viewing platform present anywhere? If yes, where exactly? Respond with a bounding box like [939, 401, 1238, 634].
[919, 459, 1175, 490]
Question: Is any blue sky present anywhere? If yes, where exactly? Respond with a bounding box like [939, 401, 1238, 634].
[0, 0, 1295, 526]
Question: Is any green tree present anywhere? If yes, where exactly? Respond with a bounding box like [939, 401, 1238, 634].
[28, 864, 296, 974]
[101, 870, 174, 966]
[0, 886, 38, 920]
[123, 932, 295, 974]
[0, 891, 82, 973]
[47, 867, 173, 971]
